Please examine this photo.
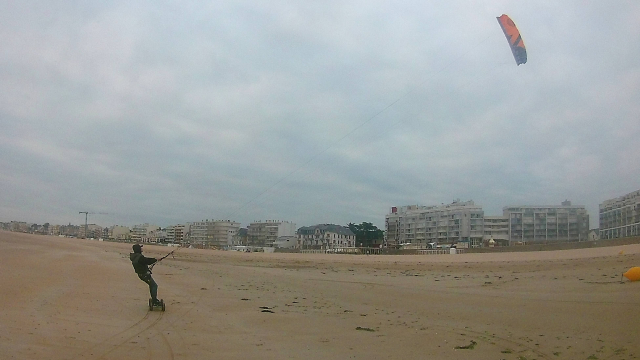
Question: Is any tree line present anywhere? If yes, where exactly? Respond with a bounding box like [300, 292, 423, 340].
[347, 222, 384, 247]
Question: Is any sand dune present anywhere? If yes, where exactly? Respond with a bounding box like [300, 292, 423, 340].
[1, 231, 639, 360]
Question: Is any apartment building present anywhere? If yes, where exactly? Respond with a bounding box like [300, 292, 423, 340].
[78, 224, 104, 239]
[385, 200, 485, 248]
[247, 220, 296, 247]
[235, 228, 248, 246]
[165, 224, 187, 244]
[599, 189, 640, 239]
[49, 224, 61, 236]
[297, 224, 355, 249]
[130, 223, 160, 243]
[108, 225, 131, 241]
[483, 216, 509, 246]
[189, 220, 240, 247]
[144, 229, 167, 243]
[9, 221, 29, 233]
[503, 201, 589, 244]
[59, 224, 80, 237]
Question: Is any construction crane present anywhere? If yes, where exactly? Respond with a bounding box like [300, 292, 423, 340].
[79, 212, 109, 239]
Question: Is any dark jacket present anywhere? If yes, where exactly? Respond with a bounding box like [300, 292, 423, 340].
[130, 253, 157, 274]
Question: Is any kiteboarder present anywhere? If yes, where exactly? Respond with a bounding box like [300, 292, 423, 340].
[130, 244, 161, 306]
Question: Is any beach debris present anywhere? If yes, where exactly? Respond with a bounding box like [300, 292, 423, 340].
[455, 340, 477, 350]
[241, 298, 250, 301]
[622, 267, 640, 281]
[261, 309, 274, 313]
[355, 326, 375, 332]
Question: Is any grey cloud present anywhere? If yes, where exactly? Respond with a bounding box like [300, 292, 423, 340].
[1, 1, 639, 229]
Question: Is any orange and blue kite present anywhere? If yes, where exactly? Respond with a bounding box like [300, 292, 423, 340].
[497, 14, 527, 65]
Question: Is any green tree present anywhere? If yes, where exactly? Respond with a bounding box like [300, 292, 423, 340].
[347, 222, 384, 247]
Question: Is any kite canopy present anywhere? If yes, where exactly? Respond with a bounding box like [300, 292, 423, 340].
[497, 14, 527, 65]
[623, 267, 640, 281]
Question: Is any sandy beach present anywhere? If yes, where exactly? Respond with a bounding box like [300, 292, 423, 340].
[1, 230, 639, 360]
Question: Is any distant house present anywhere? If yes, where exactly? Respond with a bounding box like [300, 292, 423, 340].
[297, 224, 355, 249]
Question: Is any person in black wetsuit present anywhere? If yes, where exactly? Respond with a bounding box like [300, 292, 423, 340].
[130, 244, 161, 306]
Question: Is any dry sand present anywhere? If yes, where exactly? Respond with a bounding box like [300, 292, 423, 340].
[1, 231, 639, 360]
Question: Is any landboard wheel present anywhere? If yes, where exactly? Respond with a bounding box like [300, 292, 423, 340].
[161, 299, 165, 312]
[148, 299, 153, 311]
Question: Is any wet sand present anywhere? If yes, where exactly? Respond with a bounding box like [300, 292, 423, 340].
[1, 230, 639, 360]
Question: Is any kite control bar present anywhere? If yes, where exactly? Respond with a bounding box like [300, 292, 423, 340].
[149, 248, 178, 272]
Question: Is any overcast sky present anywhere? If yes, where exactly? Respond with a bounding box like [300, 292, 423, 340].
[1, 1, 639, 229]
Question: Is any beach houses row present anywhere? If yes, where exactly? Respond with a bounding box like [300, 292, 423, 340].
[73, 220, 354, 250]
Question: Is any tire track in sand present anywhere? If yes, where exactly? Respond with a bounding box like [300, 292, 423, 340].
[94, 311, 165, 360]
[69, 310, 151, 359]
[69, 309, 164, 360]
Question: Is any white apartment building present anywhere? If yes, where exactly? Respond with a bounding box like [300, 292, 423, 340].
[599, 189, 640, 239]
[248, 220, 296, 247]
[483, 216, 509, 245]
[144, 229, 167, 243]
[503, 201, 589, 244]
[189, 220, 240, 247]
[297, 224, 356, 249]
[385, 200, 485, 248]
[108, 225, 131, 241]
[130, 223, 160, 243]
[166, 224, 187, 244]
